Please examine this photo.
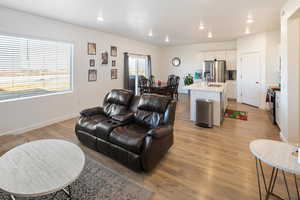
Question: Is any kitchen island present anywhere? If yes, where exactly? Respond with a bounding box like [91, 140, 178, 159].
[185, 82, 227, 126]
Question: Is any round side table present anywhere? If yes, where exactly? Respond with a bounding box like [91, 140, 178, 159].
[0, 139, 85, 200]
[250, 139, 300, 200]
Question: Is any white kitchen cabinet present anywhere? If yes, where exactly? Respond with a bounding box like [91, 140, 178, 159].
[215, 51, 226, 60]
[203, 51, 226, 61]
[275, 91, 281, 129]
[203, 51, 217, 60]
[226, 50, 237, 70]
[226, 81, 237, 99]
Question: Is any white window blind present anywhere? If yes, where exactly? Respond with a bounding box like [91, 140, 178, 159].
[0, 34, 73, 101]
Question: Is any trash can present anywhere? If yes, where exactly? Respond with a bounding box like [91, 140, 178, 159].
[196, 99, 213, 128]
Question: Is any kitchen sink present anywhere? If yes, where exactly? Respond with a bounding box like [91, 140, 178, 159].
[208, 84, 222, 87]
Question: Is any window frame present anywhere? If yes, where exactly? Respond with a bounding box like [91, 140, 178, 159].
[0, 32, 75, 103]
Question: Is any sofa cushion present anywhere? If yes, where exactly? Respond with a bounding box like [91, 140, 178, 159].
[135, 110, 163, 128]
[134, 94, 171, 128]
[111, 113, 134, 122]
[103, 89, 134, 117]
[76, 114, 108, 136]
[106, 89, 133, 106]
[137, 94, 171, 113]
[129, 96, 140, 113]
[103, 103, 128, 117]
[109, 124, 150, 154]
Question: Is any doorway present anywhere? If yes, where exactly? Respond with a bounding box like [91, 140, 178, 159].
[240, 52, 262, 107]
[128, 55, 150, 95]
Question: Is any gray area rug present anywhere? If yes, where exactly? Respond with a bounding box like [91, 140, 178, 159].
[0, 155, 153, 200]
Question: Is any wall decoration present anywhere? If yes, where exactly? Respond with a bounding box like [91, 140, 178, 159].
[111, 69, 118, 79]
[88, 43, 96, 55]
[89, 59, 95, 67]
[101, 52, 108, 65]
[111, 46, 117, 57]
[112, 60, 116, 67]
[171, 57, 181, 67]
[88, 69, 97, 82]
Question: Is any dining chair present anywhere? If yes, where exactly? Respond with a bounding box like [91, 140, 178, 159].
[167, 74, 176, 86]
[149, 75, 155, 87]
[138, 75, 149, 94]
[174, 76, 180, 100]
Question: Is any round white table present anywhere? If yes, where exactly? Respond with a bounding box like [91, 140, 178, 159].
[0, 139, 85, 200]
[250, 139, 300, 200]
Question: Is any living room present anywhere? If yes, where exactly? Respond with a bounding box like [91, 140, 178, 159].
[1, 0, 300, 200]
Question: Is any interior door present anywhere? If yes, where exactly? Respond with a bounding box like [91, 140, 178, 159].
[241, 53, 261, 107]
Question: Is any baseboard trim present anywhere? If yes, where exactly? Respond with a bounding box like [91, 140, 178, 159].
[0, 112, 79, 136]
[279, 131, 288, 143]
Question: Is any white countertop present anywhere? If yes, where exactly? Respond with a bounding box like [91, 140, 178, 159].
[184, 82, 226, 93]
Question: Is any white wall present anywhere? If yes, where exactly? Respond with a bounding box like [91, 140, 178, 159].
[280, 0, 300, 143]
[236, 31, 280, 109]
[160, 41, 237, 93]
[0, 6, 162, 135]
[266, 31, 281, 86]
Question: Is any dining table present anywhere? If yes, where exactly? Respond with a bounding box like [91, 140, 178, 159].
[147, 82, 172, 96]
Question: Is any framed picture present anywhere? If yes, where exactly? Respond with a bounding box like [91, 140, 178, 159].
[101, 52, 108, 65]
[87, 43, 96, 55]
[88, 69, 97, 82]
[111, 46, 117, 57]
[111, 69, 117, 79]
[89, 59, 95, 67]
[112, 60, 116, 67]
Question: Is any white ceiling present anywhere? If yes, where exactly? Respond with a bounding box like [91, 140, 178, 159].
[0, 0, 286, 46]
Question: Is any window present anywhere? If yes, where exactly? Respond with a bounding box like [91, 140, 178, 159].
[0, 34, 73, 101]
[128, 56, 149, 78]
[128, 55, 149, 95]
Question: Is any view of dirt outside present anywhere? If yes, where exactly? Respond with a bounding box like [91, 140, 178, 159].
[0, 69, 71, 100]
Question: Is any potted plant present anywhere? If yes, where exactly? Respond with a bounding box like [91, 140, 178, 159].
[184, 74, 194, 86]
[184, 74, 194, 96]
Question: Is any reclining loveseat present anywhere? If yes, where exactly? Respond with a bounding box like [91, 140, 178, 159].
[75, 89, 176, 172]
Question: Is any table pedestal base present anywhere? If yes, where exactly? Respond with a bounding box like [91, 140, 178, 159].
[10, 185, 73, 200]
[256, 158, 300, 200]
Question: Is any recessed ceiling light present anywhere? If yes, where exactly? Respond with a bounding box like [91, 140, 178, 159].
[208, 32, 213, 38]
[246, 18, 254, 24]
[165, 36, 170, 43]
[148, 30, 153, 37]
[245, 27, 250, 34]
[199, 24, 205, 30]
[97, 16, 104, 22]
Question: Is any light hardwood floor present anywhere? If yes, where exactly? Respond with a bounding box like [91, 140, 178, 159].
[0, 94, 296, 200]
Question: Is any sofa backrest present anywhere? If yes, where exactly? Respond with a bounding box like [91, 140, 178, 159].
[103, 89, 134, 117]
[129, 95, 140, 113]
[134, 94, 174, 128]
[163, 100, 177, 125]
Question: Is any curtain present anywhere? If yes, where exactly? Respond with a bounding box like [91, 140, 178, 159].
[124, 52, 129, 89]
[147, 55, 152, 77]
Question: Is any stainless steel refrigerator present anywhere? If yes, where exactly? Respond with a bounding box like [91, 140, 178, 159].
[203, 60, 226, 82]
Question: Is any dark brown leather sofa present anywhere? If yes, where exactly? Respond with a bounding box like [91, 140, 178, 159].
[75, 89, 176, 172]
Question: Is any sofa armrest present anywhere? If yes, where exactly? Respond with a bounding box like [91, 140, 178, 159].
[147, 125, 173, 139]
[80, 107, 104, 117]
[141, 127, 174, 171]
[111, 112, 134, 122]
